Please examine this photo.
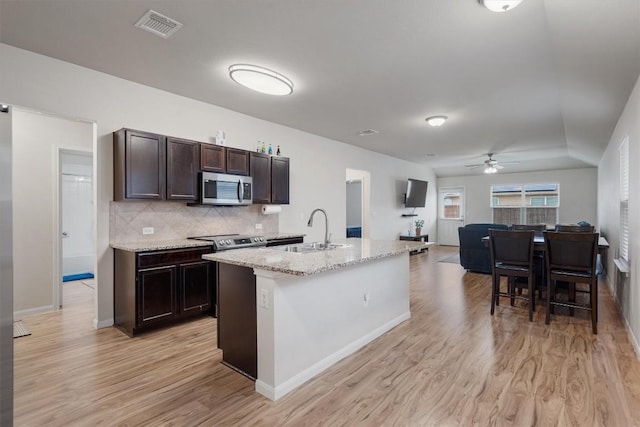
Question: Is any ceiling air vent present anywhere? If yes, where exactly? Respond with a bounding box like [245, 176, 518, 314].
[358, 129, 379, 136]
[134, 10, 183, 39]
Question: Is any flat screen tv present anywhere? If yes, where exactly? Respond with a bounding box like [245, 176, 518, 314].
[405, 178, 428, 208]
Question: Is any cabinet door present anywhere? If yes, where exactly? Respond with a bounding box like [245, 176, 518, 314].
[271, 157, 290, 204]
[167, 137, 199, 201]
[226, 148, 250, 176]
[179, 260, 211, 316]
[137, 266, 178, 326]
[250, 152, 271, 204]
[114, 129, 166, 200]
[200, 144, 226, 173]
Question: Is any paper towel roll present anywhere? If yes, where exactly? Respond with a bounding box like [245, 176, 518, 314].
[261, 205, 282, 215]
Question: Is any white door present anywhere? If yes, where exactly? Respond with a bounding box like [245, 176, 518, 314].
[438, 187, 465, 246]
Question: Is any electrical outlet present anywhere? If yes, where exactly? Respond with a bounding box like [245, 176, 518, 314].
[260, 288, 270, 309]
[142, 227, 154, 235]
[255, 223, 263, 229]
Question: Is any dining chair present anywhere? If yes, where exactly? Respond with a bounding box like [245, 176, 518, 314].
[511, 224, 546, 297]
[554, 224, 595, 233]
[489, 229, 536, 321]
[544, 231, 599, 333]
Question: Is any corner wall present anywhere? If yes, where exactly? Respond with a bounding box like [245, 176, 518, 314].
[0, 43, 437, 324]
[598, 74, 640, 355]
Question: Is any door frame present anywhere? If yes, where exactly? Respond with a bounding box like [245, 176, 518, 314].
[437, 186, 466, 246]
[54, 146, 94, 309]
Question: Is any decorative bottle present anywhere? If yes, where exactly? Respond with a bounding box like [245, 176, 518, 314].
[276, 145, 281, 156]
[268, 143, 273, 154]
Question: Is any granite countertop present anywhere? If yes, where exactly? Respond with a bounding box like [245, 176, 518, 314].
[110, 232, 305, 253]
[263, 232, 306, 240]
[110, 239, 214, 252]
[202, 238, 428, 276]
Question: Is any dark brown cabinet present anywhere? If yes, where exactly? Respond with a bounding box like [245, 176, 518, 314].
[114, 246, 214, 337]
[250, 152, 271, 203]
[200, 144, 226, 173]
[114, 129, 199, 202]
[226, 147, 250, 176]
[250, 153, 290, 204]
[114, 129, 166, 200]
[271, 156, 290, 204]
[167, 137, 199, 201]
[217, 262, 257, 379]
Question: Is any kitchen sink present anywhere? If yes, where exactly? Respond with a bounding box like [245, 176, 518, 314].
[270, 242, 352, 253]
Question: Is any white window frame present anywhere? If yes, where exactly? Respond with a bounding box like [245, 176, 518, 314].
[490, 183, 560, 225]
[619, 136, 629, 262]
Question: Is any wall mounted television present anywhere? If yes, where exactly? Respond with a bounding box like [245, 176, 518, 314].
[405, 178, 428, 208]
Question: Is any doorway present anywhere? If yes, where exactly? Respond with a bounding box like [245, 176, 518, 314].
[438, 187, 465, 246]
[59, 151, 95, 306]
[346, 169, 371, 239]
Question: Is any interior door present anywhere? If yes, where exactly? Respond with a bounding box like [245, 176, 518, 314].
[438, 187, 465, 246]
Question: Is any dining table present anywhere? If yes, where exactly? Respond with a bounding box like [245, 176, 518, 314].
[482, 234, 610, 254]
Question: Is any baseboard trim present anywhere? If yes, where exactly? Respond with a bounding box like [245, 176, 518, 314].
[14, 305, 55, 319]
[94, 318, 114, 329]
[255, 310, 411, 401]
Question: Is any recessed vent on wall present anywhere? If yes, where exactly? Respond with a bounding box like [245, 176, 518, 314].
[134, 10, 183, 39]
[358, 129, 379, 136]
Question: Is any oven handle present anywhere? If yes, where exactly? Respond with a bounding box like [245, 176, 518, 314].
[238, 178, 244, 203]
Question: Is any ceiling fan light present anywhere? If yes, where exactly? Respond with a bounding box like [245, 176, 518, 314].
[484, 165, 498, 174]
[229, 64, 293, 96]
[481, 0, 523, 13]
[426, 115, 447, 127]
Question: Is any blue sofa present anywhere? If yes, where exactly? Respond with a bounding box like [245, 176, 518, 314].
[458, 223, 509, 274]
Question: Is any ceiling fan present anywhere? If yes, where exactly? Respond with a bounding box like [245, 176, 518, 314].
[464, 153, 519, 174]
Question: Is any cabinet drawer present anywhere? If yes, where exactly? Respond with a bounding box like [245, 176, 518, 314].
[138, 247, 213, 269]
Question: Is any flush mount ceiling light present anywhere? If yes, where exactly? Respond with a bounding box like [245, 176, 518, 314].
[425, 115, 448, 127]
[480, 0, 524, 13]
[228, 64, 294, 96]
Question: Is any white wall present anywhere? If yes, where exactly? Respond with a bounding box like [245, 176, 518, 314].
[346, 181, 362, 228]
[12, 109, 93, 316]
[437, 168, 598, 225]
[598, 75, 640, 355]
[0, 105, 14, 423]
[0, 43, 436, 325]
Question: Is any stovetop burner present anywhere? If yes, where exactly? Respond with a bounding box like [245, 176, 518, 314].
[189, 234, 266, 251]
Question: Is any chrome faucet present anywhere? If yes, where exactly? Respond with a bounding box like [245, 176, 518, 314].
[307, 208, 330, 245]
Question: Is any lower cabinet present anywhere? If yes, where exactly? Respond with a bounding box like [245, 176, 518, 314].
[114, 246, 215, 337]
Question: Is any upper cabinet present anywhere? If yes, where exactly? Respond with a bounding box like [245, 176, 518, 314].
[114, 128, 289, 204]
[200, 144, 226, 173]
[226, 148, 250, 176]
[114, 129, 198, 201]
[271, 156, 290, 204]
[166, 137, 199, 201]
[250, 152, 290, 205]
[250, 152, 271, 203]
[114, 129, 166, 200]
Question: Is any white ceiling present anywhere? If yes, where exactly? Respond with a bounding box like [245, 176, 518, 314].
[1, 0, 639, 177]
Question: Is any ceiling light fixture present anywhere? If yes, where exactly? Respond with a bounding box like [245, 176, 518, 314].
[425, 115, 448, 127]
[484, 165, 498, 174]
[480, 0, 524, 13]
[229, 64, 293, 96]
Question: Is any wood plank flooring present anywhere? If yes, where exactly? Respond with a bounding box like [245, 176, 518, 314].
[14, 247, 640, 426]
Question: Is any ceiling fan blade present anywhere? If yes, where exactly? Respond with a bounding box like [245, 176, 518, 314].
[464, 163, 483, 168]
[494, 164, 504, 169]
[497, 160, 520, 165]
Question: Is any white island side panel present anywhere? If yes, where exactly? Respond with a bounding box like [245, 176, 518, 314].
[254, 252, 410, 400]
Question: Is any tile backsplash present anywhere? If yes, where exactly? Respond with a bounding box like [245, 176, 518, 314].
[110, 201, 279, 243]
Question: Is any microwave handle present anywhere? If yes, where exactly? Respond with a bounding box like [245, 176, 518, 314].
[238, 178, 244, 203]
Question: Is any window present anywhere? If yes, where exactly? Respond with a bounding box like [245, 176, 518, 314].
[439, 187, 464, 220]
[491, 183, 559, 227]
[620, 136, 629, 262]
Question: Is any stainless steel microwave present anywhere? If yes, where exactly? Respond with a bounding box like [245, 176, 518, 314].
[200, 172, 252, 206]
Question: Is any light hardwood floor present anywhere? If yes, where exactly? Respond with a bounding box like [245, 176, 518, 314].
[14, 246, 640, 426]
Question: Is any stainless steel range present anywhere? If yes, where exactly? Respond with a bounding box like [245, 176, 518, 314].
[189, 234, 267, 251]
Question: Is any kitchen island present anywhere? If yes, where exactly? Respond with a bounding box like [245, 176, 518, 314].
[203, 238, 427, 400]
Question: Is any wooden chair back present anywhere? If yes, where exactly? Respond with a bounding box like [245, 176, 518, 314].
[554, 224, 595, 233]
